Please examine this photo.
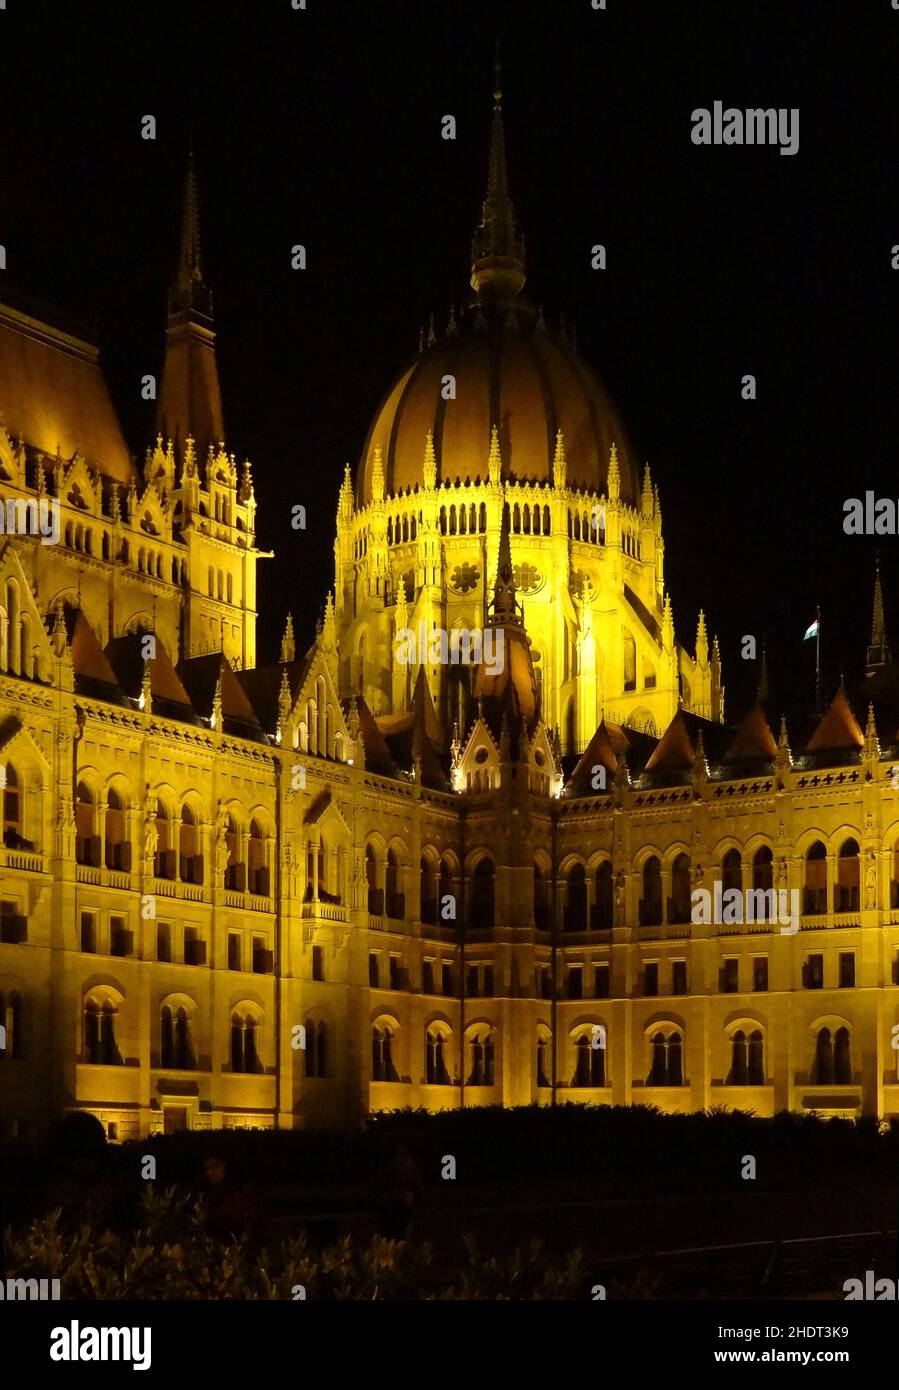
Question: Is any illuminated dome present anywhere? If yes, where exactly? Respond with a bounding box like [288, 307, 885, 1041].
[357, 308, 639, 506]
[356, 76, 639, 508]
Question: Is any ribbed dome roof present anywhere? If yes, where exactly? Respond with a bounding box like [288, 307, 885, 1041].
[357, 304, 640, 507]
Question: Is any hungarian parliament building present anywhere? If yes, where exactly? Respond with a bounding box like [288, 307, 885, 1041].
[2, 93, 897, 1141]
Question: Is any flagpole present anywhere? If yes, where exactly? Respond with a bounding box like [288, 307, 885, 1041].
[816, 605, 822, 714]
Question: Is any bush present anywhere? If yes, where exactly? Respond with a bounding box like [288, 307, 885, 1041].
[4, 1187, 588, 1300]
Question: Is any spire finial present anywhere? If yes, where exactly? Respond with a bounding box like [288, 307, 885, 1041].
[757, 638, 769, 703]
[470, 57, 525, 303]
[867, 552, 891, 674]
[170, 147, 213, 321]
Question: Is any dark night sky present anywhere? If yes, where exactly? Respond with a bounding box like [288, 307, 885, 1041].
[2, 0, 898, 727]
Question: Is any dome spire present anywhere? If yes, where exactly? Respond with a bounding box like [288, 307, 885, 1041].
[470, 54, 525, 305]
[490, 499, 521, 626]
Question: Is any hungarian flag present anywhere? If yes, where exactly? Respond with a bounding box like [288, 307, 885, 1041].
[803, 616, 819, 641]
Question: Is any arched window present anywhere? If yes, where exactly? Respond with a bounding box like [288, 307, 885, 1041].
[623, 630, 636, 691]
[366, 844, 382, 916]
[640, 856, 662, 926]
[420, 855, 438, 925]
[748, 1029, 764, 1084]
[104, 788, 129, 871]
[836, 838, 860, 912]
[470, 858, 495, 930]
[76, 782, 99, 866]
[533, 861, 551, 930]
[425, 1026, 450, 1084]
[728, 1030, 747, 1084]
[224, 814, 244, 890]
[834, 1026, 851, 1083]
[536, 1036, 550, 1088]
[439, 856, 455, 926]
[648, 1030, 683, 1086]
[227, 573, 233, 605]
[813, 1027, 833, 1084]
[572, 1033, 604, 1087]
[385, 849, 403, 919]
[155, 802, 175, 879]
[804, 841, 827, 914]
[565, 863, 587, 931]
[179, 805, 202, 884]
[230, 1011, 261, 1074]
[2, 763, 21, 846]
[467, 1029, 495, 1086]
[669, 853, 691, 924]
[594, 861, 613, 930]
[371, 1024, 398, 1082]
[248, 819, 268, 896]
[161, 1005, 174, 1068]
[304, 1019, 327, 1078]
[315, 1020, 327, 1077]
[722, 849, 742, 893]
[751, 846, 774, 918]
[85, 998, 121, 1066]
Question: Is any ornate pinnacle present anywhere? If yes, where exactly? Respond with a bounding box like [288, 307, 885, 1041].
[371, 445, 385, 503]
[423, 431, 437, 490]
[641, 462, 653, 519]
[487, 424, 502, 485]
[607, 442, 620, 502]
[552, 429, 566, 489]
[280, 614, 296, 664]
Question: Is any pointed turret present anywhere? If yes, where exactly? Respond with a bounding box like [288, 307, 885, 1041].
[805, 687, 864, 758]
[723, 702, 778, 765]
[157, 150, 225, 458]
[280, 615, 296, 664]
[641, 462, 653, 519]
[338, 462, 354, 518]
[470, 60, 525, 305]
[866, 557, 891, 675]
[644, 711, 696, 781]
[696, 611, 709, 667]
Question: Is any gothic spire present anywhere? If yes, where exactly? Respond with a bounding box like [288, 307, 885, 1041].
[867, 555, 891, 674]
[489, 499, 521, 625]
[157, 148, 224, 456]
[170, 148, 213, 322]
[470, 58, 525, 304]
